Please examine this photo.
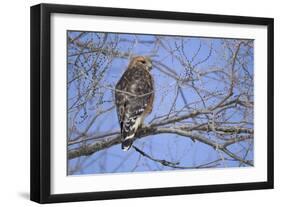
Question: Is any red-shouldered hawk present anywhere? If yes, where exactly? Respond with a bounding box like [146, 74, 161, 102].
[115, 56, 154, 151]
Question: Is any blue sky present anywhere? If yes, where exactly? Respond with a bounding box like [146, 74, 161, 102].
[67, 31, 254, 175]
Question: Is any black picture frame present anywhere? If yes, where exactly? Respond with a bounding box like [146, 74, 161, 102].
[30, 3, 274, 204]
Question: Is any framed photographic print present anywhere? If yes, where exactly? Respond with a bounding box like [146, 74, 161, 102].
[30, 3, 274, 203]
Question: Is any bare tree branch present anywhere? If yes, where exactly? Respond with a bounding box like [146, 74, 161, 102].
[67, 32, 254, 173]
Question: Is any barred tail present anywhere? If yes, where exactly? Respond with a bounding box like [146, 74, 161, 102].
[121, 121, 136, 151]
[121, 115, 142, 151]
[121, 138, 134, 151]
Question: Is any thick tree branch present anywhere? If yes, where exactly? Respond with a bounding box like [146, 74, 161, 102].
[68, 124, 253, 166]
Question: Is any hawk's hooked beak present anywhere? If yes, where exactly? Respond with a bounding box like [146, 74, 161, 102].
[145, 57, 153, 71]
[147, 61, 153, 70]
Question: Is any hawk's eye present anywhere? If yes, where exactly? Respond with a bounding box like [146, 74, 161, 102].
[140, 60, 146, 64]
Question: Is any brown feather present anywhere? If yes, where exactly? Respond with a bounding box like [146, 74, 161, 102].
[115, 56, 154, 151]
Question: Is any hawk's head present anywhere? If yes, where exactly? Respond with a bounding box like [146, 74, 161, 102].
[129, 56, 153, 71]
